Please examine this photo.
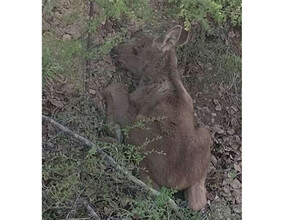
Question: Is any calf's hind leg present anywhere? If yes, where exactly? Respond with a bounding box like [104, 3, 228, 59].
[185, 174, 208, 211]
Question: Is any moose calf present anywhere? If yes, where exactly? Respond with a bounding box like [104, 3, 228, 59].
[103, 25, 212, 211]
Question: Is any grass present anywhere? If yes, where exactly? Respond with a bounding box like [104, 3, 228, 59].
[42, 32, 84, 84]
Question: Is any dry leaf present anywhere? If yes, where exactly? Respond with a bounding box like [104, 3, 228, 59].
[234, 163, 241, 173]
[213, 124, 225, 134]
[230, 178, 241, 189]
[211, 154, 218, 166]
[215, 104, 222, 111]
[232, 189, 242, 204]
[49, 98, 64, 108]
[227, 129, 235, 135]
[89, 89, 96, 95]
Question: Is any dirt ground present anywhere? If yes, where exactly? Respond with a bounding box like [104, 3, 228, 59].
[42, 1, 241, 219]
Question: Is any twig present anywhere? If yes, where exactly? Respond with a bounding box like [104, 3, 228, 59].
[42, 115, 182, 214]
[84, 0, 95, 94]
[79, 197, 101, 220]
[61, 218, 90, 220]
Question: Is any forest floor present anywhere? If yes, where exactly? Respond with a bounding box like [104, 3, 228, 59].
[42, 1, 241, 219]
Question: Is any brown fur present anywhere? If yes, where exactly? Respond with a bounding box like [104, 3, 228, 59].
[104, 25, 212, 211]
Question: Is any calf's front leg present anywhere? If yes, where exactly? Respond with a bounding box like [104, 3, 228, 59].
[103, 83, 137, 142]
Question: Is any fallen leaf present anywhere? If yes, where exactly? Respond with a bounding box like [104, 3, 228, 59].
[231, 106, 238, 112]
[213, 124, 225, 134]
[49, 98, 64, 108]
[227, 129, 235, 135]
[234, 163, 241, 172]
[89, 89, 96, 95]
[231, 143, 239, 151]
[230, 178, 241, 189]
[233, 204, 242, 214]
[207, 192, 216, 201]
[213, 99, 219, 105]
[232, 189, 242, 204]
[211, 154, 217, 166]
[231, 117, 239, 127]
[215, 104, 222, 111]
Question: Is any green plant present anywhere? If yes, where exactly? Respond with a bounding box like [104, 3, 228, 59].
[95, 32, 126, 58]
[123, 143, 145, 165]
[42, 45, 63, 79]
[122, 116, 167, 138]
[215, 0, 242, 26]
[42, 33, 84, 81]
[42, 0, 54, 15]
[166, 0, 223, 30]
[42, 149, 84, 220]
[95, 0, 152, 22]
[130, 188, 175, 220]
[166, 0, 241, 30]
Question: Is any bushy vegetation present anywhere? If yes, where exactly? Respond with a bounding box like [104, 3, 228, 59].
[160, 0, 241, 30]
[42, 0, 242, 83]
[94, 0, 242, 30]
[96, 0, 152, 22]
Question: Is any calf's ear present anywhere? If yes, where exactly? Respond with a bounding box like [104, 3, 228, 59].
[176, 26, 189, 46]
[153, 25, 190, 53]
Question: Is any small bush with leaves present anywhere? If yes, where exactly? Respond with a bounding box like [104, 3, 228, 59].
[95, 0, 151, 22]
[165, 0, 241, 30]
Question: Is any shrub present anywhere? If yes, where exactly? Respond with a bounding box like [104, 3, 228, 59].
[166, 0, 241, 30]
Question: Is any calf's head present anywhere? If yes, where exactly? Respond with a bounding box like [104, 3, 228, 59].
[110, 25, 189, 82]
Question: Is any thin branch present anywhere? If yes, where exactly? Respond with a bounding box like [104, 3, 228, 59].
[84, 0, 95, 94]
[79, 197, 101, 220]
[61, 218, 90, 220]
[42, 115, 181, 213]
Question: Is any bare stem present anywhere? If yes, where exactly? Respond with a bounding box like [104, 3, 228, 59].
[79, 197, 101, 220]
[84, 0, 95, 93]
